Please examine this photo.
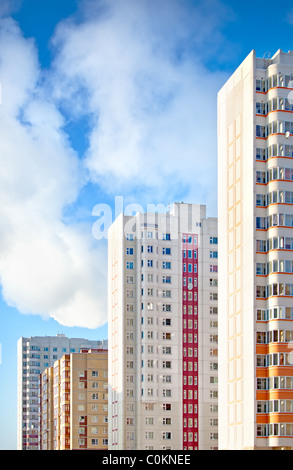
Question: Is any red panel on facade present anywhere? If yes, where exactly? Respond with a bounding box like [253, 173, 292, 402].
[182, 234, 198, 449]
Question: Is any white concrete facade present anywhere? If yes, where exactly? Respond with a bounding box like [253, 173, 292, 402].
[108, 202, 218, 450]
[218, 49, 293, 450]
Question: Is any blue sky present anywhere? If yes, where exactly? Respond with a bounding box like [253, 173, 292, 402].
[0, 0, 293, 450]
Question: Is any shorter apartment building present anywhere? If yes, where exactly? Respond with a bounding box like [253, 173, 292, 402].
[18, 334, 107, 450]
[39, 348, 108, 450]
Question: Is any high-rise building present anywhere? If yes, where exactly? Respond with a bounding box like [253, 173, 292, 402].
[17, 334, 107, 450]
[108, 202, 218, 450]
[39, 348, 108, 450]
[39, 366, 54, 450]
[218, 49, 293, 450]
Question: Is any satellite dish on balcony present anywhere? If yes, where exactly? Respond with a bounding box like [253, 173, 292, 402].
[285, 131, 290, 139]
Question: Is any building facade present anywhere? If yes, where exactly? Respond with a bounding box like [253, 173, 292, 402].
[17, 334, 107, 450]
[39, 348, 108, 450]
[218, 49, 293, 449]
[108, 202, 218, 450]
[39, 366, 54, 450]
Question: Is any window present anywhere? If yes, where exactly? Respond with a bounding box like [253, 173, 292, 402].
[163, 247, 171, 255]
[163, 233, 171, 240]
[145, 417, 154, 425]
[163, 418, 172, 425]
[162, 304, 171, 312]
[256, 286, 267, 298]
[162, 290, 171, 298]
[163, 261, 171, 269]
[163, 332, 172, 340]
[210, 265, 218, 272]
[256, 102, 266, 115]
[126, 262, 134, 270]
[256, 124, 266, 138]
[163, 432, 172, 440]
[163, 403, 171, 411]
[163, 375, 172, 383]
[163, 361, 172, 369]
[126, 247, 134, 255]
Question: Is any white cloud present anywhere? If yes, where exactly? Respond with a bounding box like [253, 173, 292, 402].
[0, 17, 107, 329]
[0, 0, 231, 330]
[51, 0, 229, 209]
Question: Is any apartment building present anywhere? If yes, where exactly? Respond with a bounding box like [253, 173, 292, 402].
[39, 366, 54, 450]
[17, 334, 107, 450]
[218, 49, 293, 449]
[39, 348, 108, 450]
[108, 202, 218, 450]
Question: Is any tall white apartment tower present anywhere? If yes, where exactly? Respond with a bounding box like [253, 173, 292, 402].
[108, 202, 218, 450]
[218, 49, 293, 450]
[17, 334, 107, 450]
